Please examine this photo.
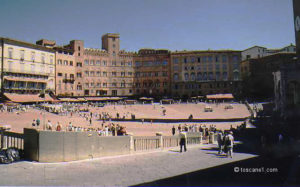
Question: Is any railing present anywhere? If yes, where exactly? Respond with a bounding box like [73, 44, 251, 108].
[133, 133, 204, 152]
[0, 131, 24, 150]
[162, 136, 179, 148]
[133, 136, 160, 151]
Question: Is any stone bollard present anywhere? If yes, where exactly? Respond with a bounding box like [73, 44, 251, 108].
[156, 132, 163, 149]
[209, 132, 215, 144]
[128, 133, 134, 152]
[200, 132, 203, 145]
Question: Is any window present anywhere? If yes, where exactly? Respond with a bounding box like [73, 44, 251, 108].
[135, 61, 141, 67]
[191, 57, 195, 63]
[208, 63, 213, 71]
[173, 66, 179, 71]
[203, 72, 207, 80]
[112, 61, 117, 66]
[103, 60, 107, 66]
[50, 55, 54, 64]
[78, 46, 81, 51]
[90, 71, 94, 76]
[208, 56, 212, 62]
[112, 82, 117, 87]
[128, 61, 132, 66]
[85, 83, 89, 88]
[233, 72, 239, 80]
[121, 81, 126, 87]
[184, 73, 189, 81]
[97, 82, 101, 87]
[49, 67, 54, 74]
[64, 60, 68, 65]
[90, 82, 94, 87]
[77, 73, 82, 78]
[174, 73, 179, 81]
[136, 72, 140, 77]
[197, 57, 201, 63]
[8, 61, 13, 71]
[233, 55, 239, 62]
[58, 73, 63, 77]
[121, 72, 125, 77]
[173, 58, 179, 64]
[197, 65, 201, 71]
[40, 65, 45, 73]
[215, 55, 219, 62]
[103, 72, 107, 77]
[41, 53, 45, 63]
[31, 52, 35, 61]
[215, 62, 220, 71]
[197, 72, 202, 81]
[222, 55, 227, 62]
[163, 72, 168, 77]
[216, 72, 220, 80]
[76, 62, 82, 67]
[96, 60, 101, 65]
[208, 72, 214, 80]
[8, 48, 13, 59]
[90, 60, 94, 65]
[121, 62, 125, 66]
[103, 83, 107, 87]
[222, 63, 227, 70]
[202, 56, 207, 62]
[112, 51, 116, 56]
[155, 72, 159, 77]
[77, 85, 82, 90]
[20, 50, 25, 60]
[184, 58, 187, 63]
[233, 62, 239, 70]
[69, 61, 73, 66]
[96, 71, 100, 77]
[191, 66, 194, 70]
[84, 60, 89, 65]
[191, 73, 196, 81]
[31, 64, 35, 73]
[223, 72, 228, 80]
[85, 71, 89, 76]
[162, 61, 168, 66]
[112, 90, 117, 96]
[112, 72, 117, 77]
[128, 72, 133, 76]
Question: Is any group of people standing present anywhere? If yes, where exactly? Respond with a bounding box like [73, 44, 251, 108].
[217, 131, 234, 158]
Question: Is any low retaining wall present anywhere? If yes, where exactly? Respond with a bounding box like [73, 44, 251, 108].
[24, 128, 130, 162]
[23, 129, 216, 163]
[108, 118, 247, 123]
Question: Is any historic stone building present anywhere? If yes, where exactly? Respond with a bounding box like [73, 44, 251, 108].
[133, 49, 171, 97]
[170, 50, 241, 98]
[241, 53, 297, 99]
[0, 38, 55, 95]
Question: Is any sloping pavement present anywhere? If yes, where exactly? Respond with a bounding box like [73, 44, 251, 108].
[0, 144, 257, 186]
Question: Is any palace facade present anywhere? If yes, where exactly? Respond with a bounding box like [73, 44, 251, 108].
[1, 33, 244, 99]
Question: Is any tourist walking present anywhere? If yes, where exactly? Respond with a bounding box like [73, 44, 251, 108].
[217, 130, 224, 154]
[179, 129, 187, 152]
[36, 118, 40, 127]
[172, 126, 176, 136]
[224, 131, 234, 158]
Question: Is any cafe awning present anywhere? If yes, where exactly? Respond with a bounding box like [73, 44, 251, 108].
[206, 93, 234, 100]
[4, 93, 55, 103]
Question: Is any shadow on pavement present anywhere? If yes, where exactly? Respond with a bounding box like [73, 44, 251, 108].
[133, 154, 300, 186]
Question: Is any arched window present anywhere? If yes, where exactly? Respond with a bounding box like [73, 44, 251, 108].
[191, 73, 196, 81]
[197, 72, 202, 81]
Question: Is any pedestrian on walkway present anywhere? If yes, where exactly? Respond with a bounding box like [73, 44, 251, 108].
[217, 130, 224, 154]
[224, 131, 234, 158]
[179, 129, 187, 152]
[172, 126, 176, 136]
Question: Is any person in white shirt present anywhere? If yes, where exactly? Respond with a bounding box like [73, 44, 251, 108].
[225, 131, 234, 158]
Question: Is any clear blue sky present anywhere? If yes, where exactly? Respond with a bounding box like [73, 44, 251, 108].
[0, 0, 295, 51]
